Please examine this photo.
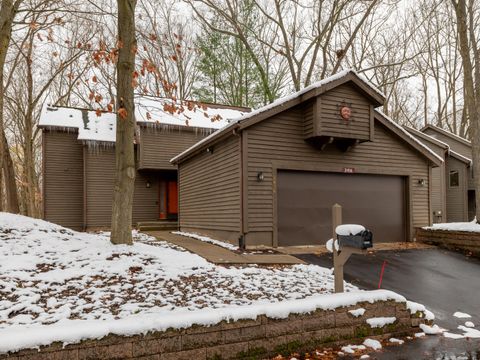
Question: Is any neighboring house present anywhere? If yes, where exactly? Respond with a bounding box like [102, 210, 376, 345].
[171, 70, 443, 248]
[413, 124, 474, 222]
[39, 96, 247, 230]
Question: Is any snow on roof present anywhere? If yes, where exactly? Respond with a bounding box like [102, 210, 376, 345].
[405, 126, 471, 165]
[39, 96, 246, 143]
[171, 69, 384, 163]
[449, 150, 471, 165]
[423, 124, 471, 146]
[404, 126, 449, 150]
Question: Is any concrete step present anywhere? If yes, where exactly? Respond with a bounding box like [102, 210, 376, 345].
[137, 221, 178, 232]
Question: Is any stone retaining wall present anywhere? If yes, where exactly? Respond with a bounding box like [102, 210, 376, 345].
[0, 300, 430, 360]
[416, 228, 480, 258]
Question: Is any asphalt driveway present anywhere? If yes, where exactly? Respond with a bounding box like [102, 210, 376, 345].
[296, 248, 480, 359]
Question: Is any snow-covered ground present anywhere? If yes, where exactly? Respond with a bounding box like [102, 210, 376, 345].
[425, 219, 480, 232]
[0, 212, 435, 353]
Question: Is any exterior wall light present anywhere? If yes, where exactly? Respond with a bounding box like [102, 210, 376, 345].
[417, 179, 425, 186]
[146, 181, 151, 188]
[257, 172, 264, 182]
[206, 146, 214, 154]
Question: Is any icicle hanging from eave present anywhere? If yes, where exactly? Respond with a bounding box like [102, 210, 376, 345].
[138, 122, 217, 137]
[83, 140, 116, 154]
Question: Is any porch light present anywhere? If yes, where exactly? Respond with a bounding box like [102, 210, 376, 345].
[417, 178, 425, 186]
[146, 181, 151, 188]
[206, 146, 214, 154]
[257, 172, 264, 182]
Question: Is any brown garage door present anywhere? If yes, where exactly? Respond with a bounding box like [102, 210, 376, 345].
[277, 171, 406, 246]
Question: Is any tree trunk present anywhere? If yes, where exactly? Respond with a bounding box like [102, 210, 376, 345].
[451, 0, 480, 222]
[110, 0, 137, 245]
[0, 0, 21, 214]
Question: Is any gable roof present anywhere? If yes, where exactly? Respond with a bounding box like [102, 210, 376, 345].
[404, 126, 449, 151]
[171, 70, 442, 166]
[39, 96, 248, 143]
[405, 126, 471, 165]
[421, 124, 471, 147]
[449, 150, 471, 165]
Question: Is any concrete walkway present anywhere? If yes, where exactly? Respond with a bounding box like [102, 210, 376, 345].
[146, 231, 305, 265]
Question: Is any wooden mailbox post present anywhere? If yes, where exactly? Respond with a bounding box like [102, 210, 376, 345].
[332, 203, 368, 293]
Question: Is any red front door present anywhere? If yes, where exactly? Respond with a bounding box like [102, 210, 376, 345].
[159, 180, 178, 219]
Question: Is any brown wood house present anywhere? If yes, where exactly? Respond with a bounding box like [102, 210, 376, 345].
[39, 97, 247, 230]
[171, 70, 443, 247]
[406, 125, 473, 223]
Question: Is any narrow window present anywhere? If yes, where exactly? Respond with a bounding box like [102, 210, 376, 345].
[450, 170, 459, 187]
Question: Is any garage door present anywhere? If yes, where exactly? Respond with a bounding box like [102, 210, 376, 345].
[277, 171, 406, 246]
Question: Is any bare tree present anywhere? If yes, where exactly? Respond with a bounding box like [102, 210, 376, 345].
[451, 0, 480, 221]
[0, 0, 21, 213]
[110, 0, 136, 245]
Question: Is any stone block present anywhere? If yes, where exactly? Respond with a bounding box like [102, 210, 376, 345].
[221, 317, 263, 330]
[19, 350, 79, 360]
[265, 319, 303, 337]
[223, 325, 265, 343]
[132, 337, 181, 357]
[160, 348, 206, 360]
[78, 343, 132, 360]
[206, 342, 249, 359]
[133, 355, 160, 360]
[248, 335, 286, 352]
[181, 330, 223, 350]
[302, 313, 335, 331]
[335, 311, 363, 327]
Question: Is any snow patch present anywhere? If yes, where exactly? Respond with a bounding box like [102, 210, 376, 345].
[443, 332, 465, 339]
[419, 323, 445, 335]
[457, 325, 480, 338]
[348, 308, 366, 317]
[363, 338, 382, 350]
[414, 332, 426, 338]
[0, 212, 427, 354]
[425, 219, 480, 233]
[406, 301, 435, 320]
[389, 337, 404, 344]
[453, 311, 472, 319]
[341, 344, 366, 354]
[366, 317, 396, 328]
[336, 224, 365, 236]
[326, 238, 339, 253]
[465, 321, 475, 328]
[172, 231, 238, 251]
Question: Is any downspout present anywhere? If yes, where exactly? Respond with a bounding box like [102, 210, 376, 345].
[83, 146, 87, 231]
[233, 127, 246, 249]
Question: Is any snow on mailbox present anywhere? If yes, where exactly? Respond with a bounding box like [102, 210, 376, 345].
[336, 224, 373, 250]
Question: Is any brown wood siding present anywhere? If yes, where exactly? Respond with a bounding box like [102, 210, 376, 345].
[446, 157, 468, 222]
[408, 132, 446, 223]
[431, 164, 446, 223]
[178, 136, 241, 234]
[138, 127, 209, 170]
[468, 167, 475, 190]
[303, 100, 315, 138]
[85, 147, 162, 228]
[245, 107, 430, 246]
[317, 83, 371, 141]
[43, 131, 84, 230]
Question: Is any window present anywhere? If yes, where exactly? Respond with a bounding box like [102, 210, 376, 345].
[450, 170, 459, 187]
